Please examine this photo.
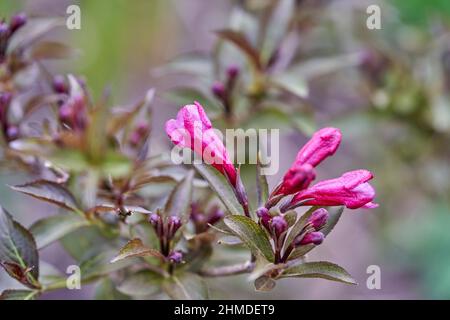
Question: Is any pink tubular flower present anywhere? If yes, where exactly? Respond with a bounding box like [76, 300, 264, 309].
[295, 127, 342, 168]
[165, 102, 237, 186]
[290, 170, 378, 209]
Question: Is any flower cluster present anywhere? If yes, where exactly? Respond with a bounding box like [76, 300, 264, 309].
[149, 213, 183, 263]
[165, 102, 377, 264]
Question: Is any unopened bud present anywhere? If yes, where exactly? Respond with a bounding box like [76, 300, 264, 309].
[256, 207, 271, 230]
[270, 215, 288, 237]
[168, 215, 182, 237]
[10, 13, 27, 33]
[149, 213, 161, 226]
[59, 103, 73, 124]
[206, 206, 224, 226]
[6, 125, 19, 141]
[167, 250, 183, 264]
[277, 163, 315, 195]
[0, 22, 10, 39]
[295, 231, 324, 246]
[226, 65, 239, 79]
[211, 81, 226, 99]
[53, 75, 68, 94]
[307, 208, 328, 230]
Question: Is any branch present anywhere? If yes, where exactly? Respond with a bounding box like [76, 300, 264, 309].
[197, 261, 255, 277]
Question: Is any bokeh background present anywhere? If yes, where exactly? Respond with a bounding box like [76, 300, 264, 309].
[1, 0, 450, 299]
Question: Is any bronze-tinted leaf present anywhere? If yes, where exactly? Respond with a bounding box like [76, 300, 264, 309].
[0, 207, 40, 288]
[254, 275, 276, 292]
[10, 180, 80, 211]
[110, 238, 163, 263]
[215, 29, 262, 70]
[0, 289, 38, 300]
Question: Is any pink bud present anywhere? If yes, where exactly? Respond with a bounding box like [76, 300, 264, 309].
[307, 208, 328, 230]
[10, 13, 27, 33]
[226, 65, 240, 79]
[168, 250, 183, 264]
[276, 163, 316, 196]
[6, 125, 19, 141]
[295, 127, 342, 168]
[212, 81, 226, 99]
[256, 207, 271, 230]
[206, 206, 224, 226]
[296, 231, 324, 246]
[168, 215, 182, 237]
[53, 75, 68, 94]
[165, 102, 237, 186]
[271, 216, 288, 237]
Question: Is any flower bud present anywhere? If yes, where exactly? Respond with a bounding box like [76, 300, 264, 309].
[270, 215, 288, 237]
[295, 231, 324, 246]
[10, 13, 27, 33]
[149, 213, 161, 226]
[256, 207, 270, 230]
[6, 125, 19, 141]
[53, 75, 68, 94]
[276, 163, 316, 196]
[59, 103, 73, 124]
[168, 215, 182, 237]
[226, 65, 239, 79]
[0, 22, 10, 39]
[211, 81, 226, 99]
[307, 208, 328, 230]
[168, 250, 183, 264]
[206, 206, 224, 226]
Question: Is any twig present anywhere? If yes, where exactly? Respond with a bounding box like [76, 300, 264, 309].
[197, 261, 255, 277]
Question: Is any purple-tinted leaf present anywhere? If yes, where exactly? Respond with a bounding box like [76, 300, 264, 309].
[10, 180, 79, 211]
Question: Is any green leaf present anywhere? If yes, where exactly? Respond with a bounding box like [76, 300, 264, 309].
[224, 215, 274, 262]
[0, 289, 38, 300]
[0, 207, 40, 288]
[117, 270, 162, 297]
[215, 29, 262, 70]
[254, 275, 276, 292]
[30, 213, 89, 249]
[163, 170, 194, 221]
[279, 261, 357, 285]
[10, 180, 80, 211]
[162, 273, 209, 300]
[194, 163, 243, 215]
[110, 238, 163, 263]
[94, 278, 131, 300]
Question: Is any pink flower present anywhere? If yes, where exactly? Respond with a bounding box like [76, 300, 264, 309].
[165, 102, 237, 186]
[290, 170, 378, 209]
[295, 127, 342, 168]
